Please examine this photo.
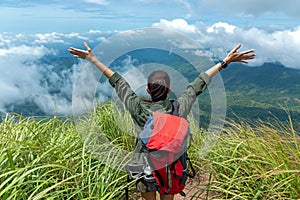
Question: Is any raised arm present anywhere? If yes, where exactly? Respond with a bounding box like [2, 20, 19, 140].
[205, 44, 256, 77]
[68, 42, 114, 78]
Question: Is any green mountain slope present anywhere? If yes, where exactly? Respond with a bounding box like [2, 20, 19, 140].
[219, 62, 300, 130]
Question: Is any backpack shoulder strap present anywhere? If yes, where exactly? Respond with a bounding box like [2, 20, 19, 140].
[171, 100, 179, 117]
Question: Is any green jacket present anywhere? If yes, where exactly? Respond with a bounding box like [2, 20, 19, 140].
[109, 71, 212, 129]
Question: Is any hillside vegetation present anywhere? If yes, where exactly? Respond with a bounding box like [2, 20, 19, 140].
[1, 104, 299, 199]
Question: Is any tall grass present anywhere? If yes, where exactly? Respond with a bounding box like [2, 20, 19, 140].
[1, 104, 299, 199]
[190, 119, 300, 199]
[0, 108, 132, 200]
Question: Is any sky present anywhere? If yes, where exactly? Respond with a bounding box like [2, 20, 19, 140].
[1, 0, 300, 116]
[1, 0, 300, 33]
[1, 0, 299, 66]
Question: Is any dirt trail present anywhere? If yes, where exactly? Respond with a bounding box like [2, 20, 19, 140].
[131, 172, 211, 200]
[174, 173, 210, 200]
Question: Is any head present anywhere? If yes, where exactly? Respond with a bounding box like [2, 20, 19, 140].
[146, 70, 171, 102]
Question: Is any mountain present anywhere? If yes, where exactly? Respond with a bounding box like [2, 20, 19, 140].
[1, 48, 300, 131]
[222, 62, 300, 96]
[219, 62, 300, 130]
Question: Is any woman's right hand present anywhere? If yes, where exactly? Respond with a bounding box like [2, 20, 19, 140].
[223, 44, 256, 64]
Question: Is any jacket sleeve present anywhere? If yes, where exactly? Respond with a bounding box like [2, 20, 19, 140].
[176, 72, 212, 118]
[109, 72, 141, 110]
[109, 72, 149, 126]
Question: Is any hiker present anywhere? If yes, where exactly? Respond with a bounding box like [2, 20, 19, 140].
[69, 42, 255, 200]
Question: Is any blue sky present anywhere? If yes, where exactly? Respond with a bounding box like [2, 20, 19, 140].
[1, 0, 298, 68]
[1, 0, 300, 33]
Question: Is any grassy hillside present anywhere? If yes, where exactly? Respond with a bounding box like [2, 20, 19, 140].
[1, 104, 299, 199]
[222, 62, 300, 111]
[193, 62, 300, 131]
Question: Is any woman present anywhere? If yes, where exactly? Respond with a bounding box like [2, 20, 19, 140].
[69, 42, 255, 200]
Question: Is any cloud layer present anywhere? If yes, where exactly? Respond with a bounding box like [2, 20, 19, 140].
[0, 45, 73, 115]
[153, 19, 300, 68]
[0, 30, 117, 116]
[0, 19, 299, 116]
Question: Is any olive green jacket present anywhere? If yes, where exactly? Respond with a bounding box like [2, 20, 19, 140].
[109, 72, 212, 129]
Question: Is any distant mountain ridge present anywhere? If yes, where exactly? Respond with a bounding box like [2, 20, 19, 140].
[222, 62, 300, 92]
[1, 48, 300, 131]
[220, 62, 300, 110]
[218, 62, 300, 130]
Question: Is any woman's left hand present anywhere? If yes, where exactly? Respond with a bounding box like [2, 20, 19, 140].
[69, 42, 95, 62]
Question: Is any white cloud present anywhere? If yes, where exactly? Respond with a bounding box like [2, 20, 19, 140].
[96, 36, 106, 42]
[88, 29, 103, 34]
[207, 22, 236, 34]
[0, 54, 44, 107]
[0, 44, 74, 115]
[0, 34, 12, 46]
[0, 45, 51, 57]
[174, 0, 193, 19]
[34, 32, 65, 44]
[64, 32, 89, 41]
[84, 0, 109, 5]
[152, 19, 196, 33]
[152, 18, 300, 68]
[33, 32, 91, 44]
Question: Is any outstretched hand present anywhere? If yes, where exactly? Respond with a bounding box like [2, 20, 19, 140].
[69, 42, 95, 62]
[224, 44, 256, 64]
[68, 42, 114, 78]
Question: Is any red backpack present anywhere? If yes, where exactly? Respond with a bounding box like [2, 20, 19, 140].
[126, 101, 195, 197]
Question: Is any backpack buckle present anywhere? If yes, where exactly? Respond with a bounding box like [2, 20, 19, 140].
[125, 162, 152, 179]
